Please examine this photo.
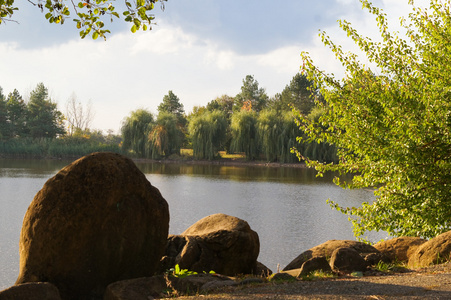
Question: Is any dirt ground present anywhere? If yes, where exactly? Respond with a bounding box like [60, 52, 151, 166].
[173, 262, 451, 300]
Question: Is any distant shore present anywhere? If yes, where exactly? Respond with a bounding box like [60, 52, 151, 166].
[131, 157, 308, 169]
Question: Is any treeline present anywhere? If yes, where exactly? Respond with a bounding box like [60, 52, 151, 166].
[121, 74, 337, 163]
[0, 74, 337, 162]
[0, 83, 121, 158]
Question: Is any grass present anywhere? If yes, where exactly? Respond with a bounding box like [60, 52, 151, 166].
[179, 149, 246, 160]
[374, 260, 408, 273]
[299, 270, 337, 281]
[218, 151, 246, 160]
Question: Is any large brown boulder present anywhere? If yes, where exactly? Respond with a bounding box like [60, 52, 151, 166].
[374, 237, 426, 263]
[160, 214, 260, 276]
[283, 240, 379, 271]
[16, 152, 169, 300]
[329, 247, 368, 273]
[408, 231, 451, 269]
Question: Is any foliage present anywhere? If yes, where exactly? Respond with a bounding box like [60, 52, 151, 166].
[299, 270, 336, 281]
[166, 264, 198, 278]
[257, 109, 281, 162]
[158, 90, 186, 127]
[0, 0, 167, 40]
[149, 111, 182, 158]
[296, 107, 337, 164]
[121, 109, 154, 157]
[0, 136, 120, 158]
[206, 95, 235, 119]
[234, 75, 269, 112]
[188, 109, 227, 160]
[297, 0, 451, 238]
[0, 86, 7, 138]
[257, 109, 306, 163]
[5, 89, 28, 138]
[270, 73, 317, 115]
[166, 264, 215, 278]
[231, 109, 260, 160]
[27, 83, 66, 139]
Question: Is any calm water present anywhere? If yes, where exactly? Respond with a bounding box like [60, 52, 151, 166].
[0, 158, 387, 290]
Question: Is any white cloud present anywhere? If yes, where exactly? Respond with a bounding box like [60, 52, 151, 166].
[0, 23, 307, 132]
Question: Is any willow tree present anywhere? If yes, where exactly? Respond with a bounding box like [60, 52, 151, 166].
[121, 109, 154, 157]
[149, 111, 182, 158]
[257, 109, 281, 162]
[279, 111, 302, 163]
[297, 0, 451, 238]
[257, 109, 303, 163]
[231, 109, 259, 160]
[188, 110, 227, 160]
[296, 107, 337, 164]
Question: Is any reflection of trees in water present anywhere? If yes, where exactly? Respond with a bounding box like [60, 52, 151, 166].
[134, 161, 342, 184]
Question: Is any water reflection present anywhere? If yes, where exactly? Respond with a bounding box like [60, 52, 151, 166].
[134, 161, 337, 184]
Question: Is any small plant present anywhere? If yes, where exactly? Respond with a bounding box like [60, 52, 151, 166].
[374, 260, 407, 273]
[167, 264, 198, 278]
[166, 264, 215, 278]
[300, 270, 336, 281]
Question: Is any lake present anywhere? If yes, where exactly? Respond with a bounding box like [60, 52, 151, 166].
[0, 158, 387, 290]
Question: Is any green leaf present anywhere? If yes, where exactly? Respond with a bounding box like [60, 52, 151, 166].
[130, 24, 137, 33]
[92, 31, 99, 40]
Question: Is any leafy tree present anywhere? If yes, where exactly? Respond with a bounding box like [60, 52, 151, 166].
[297, 0, 451, 239]
[257, 109, 282, 162]
[234, 75, 269, 112]
[297, 107, 337, 164]
[188, 110, 228, 160]
[27, 83, 65, 138]
[231, 109, 259, 160]
[279, 111, 302, 163]
[206, 95, 234, 119]
[6, 89, 28, 138]
[0, 0, 167, 40]
[0, 86, 7, 138]
[158, 90, 186, 127]
[257, 109, 303, 163]
[149, 111, 182, 158]
[271, 73, 317, 115]
[121, 108, 154, 157]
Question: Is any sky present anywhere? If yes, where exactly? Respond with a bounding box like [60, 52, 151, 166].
[0, 0, 429, 133]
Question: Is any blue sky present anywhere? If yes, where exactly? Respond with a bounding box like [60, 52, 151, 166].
[0, 0, 427, 132]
